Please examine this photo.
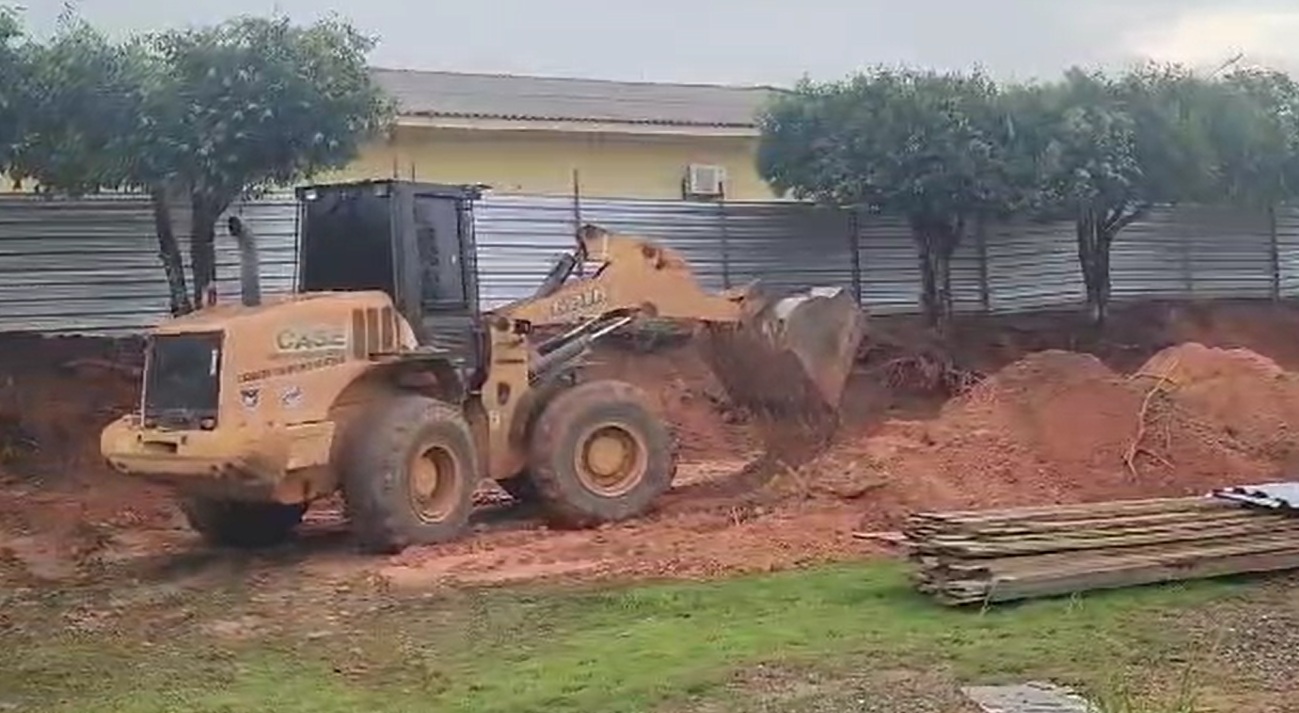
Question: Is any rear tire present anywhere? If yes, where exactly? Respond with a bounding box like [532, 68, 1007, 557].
[528, 379, 674, 528]
[340, 394, 478, 554]
[179, 497, 305, 549]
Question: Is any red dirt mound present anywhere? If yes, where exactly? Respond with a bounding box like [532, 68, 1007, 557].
[0, 335, 143, 481]
[820, 346, 1296, 530]
[13, 311, 1299, 589]
[1139, 343, 1299, 470]
[582, 343, 757, 461]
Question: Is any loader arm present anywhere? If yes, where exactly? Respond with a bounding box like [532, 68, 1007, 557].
[491, 224, 743, 327]
[472, 223, 866, 483]
[477, 224, 747, 480]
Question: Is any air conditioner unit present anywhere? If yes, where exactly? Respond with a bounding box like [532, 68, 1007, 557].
[683, 164, 727, 198]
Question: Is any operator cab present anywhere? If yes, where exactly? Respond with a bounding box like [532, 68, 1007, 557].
[295, 180, 484, 367]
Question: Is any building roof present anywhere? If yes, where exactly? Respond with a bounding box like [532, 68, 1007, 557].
[371, 68, 781, 128]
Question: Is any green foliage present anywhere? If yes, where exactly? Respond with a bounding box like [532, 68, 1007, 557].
[1013, 63, 1222, 223]
[1011, 70, 1140, 219]
[0, 561, 1236, 713]
[1090, 664, 1203, 713]
[763, 60, 1299, 327]
[9, 11, 395, 310]
[759, 68, 1035, 325]
[759, 68, 1024, 215]
[1117, 64, 1220, 206]
[8, 17, 154, 194]
[148, 15, 395, 209]
[1008, 64, 1223, 323]
[0, 5, 27, 178]
[143, 14, 396, 303]
[16, 12, 394, 202]
[1208, 67, 1299, 208]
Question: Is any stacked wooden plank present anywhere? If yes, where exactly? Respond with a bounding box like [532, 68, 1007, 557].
[905, 496, 1299, 606]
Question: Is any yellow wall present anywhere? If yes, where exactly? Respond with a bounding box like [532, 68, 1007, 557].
[326, 126, 780, 200]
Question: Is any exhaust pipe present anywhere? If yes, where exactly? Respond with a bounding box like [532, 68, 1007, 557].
[226, 215, 261, 307]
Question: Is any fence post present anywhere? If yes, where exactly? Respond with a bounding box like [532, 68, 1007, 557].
[975, 217, 991, 312]
[1269, 204, 1281, 302]
[847, 208, 863, 305]
[718, 199, 732, 290]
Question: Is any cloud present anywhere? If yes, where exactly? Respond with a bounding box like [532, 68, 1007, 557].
[1125, 7, 1299, 72]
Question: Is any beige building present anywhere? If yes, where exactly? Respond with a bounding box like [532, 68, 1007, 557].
[329, 69, 784, 200]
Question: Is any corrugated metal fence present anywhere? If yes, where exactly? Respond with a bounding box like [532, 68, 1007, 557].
[0, 194, 301, 334]
[0, 191, 1294, 335]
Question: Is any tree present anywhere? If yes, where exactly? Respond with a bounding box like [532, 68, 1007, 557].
[11, 16, 193, 312]
[148, 16, 395, 309]
[13, 14, 395, 314]
[0, 5, 28, 179]
[1020, 65, 1216, 324]
[758, 68, 1031, 326]
[1208, 67, 1299, 208]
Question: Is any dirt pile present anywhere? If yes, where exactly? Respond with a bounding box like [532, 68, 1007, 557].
[0, 335, 142, 481]
[10, 314, 1299, 589]
[0, 335, 181, 580]
[1139, 343, 1299, 467]
[583, 343, 757, 461]
[817, 344, 1299, 528]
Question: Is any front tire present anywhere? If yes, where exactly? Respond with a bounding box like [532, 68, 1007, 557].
[340, 394, 478, 554]
[528, 379, 674, 528]
[179, 497, 306, 549]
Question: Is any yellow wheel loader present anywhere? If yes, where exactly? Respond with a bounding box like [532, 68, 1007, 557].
[100, 180, 865, 553]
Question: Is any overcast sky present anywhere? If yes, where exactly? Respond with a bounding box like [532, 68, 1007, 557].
[19, 0, 1299, 86]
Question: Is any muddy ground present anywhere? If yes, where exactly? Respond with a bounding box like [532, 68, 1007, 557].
[6, 299, 1299, 593]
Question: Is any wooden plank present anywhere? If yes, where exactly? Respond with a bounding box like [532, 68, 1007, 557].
[968, 534, 1299, 579]
[974, 548, 1299, 605]
[905, 496, 1299, 606]
[909, 497, 1222, 525]
[914, 518, 1299, 558]
[922, 529, 1299, 577]
[905, 507, 1271, 539]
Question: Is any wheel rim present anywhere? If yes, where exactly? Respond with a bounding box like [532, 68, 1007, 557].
[573, 422, 648, 497]
[408, 443, 462, 523]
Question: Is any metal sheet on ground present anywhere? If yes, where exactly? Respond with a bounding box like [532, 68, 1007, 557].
[1213, 481, 1299, 510]
[962, 682, 1095, 713]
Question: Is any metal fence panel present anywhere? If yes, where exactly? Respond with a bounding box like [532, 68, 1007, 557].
[985, 219, 1085, 313]
[0, 193, 299, 335]
[721, 202, 854, 293]
[1109, 208, 1192, 300]
[472, 194, 589, 309]
[1109, 206, 1275, 301]
[1276, 207, 1299, 297]
[473, 195, 857, 309]
[854, 215, 985, 315]
[1, 191, 1295, 336]
[581, 197, 727, 291]
[949, 229, 985, 314]
[1182, 205, 1274, 299]
[0, 195, 168, 334]
[855, 214, 919, 315]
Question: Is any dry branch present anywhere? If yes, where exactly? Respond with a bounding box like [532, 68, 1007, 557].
[1124, 358, 1179, 478]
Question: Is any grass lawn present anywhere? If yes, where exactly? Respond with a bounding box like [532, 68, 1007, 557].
[0, 561, 1261, 713]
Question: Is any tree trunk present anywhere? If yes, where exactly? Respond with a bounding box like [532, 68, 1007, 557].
[912, 218, 961, 329]
[149, 186, 192, 316]
[189, 195, 219, 308]
[1075, 208, 1113, 327]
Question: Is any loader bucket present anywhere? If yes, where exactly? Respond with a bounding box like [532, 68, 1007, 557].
[698, 284, 866, 469]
